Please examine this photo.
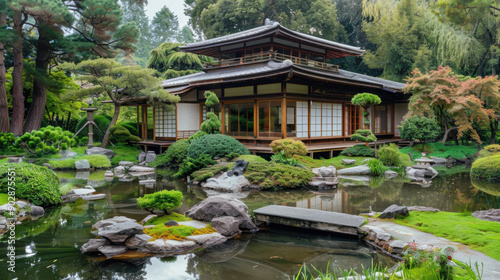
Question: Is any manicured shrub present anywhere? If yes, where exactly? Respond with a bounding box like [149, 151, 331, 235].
[110, 124, 141, 143]
[186, 134, 250, 159]
[271, 151, 299, 166]
[471, 154, 500, 182]
[150, 139, 189, 168]
[0, 163, 61, 206]
[225, 152, 240, 161]
[366, 159, 386, 176]
[0, 133, 22, 154]
[244, 162, 314, 189]
[174, 154, 216, 178]
[478, 144, 500, 159]
[236, 155, 267, 163]
[399, 116, 440, 152]
[378, 143, 412, 167]
[137, 190, 183, 214]
[75, 115, 111, 142]
[340, 145, 375, 157]
[350, 129, 376, 143]
[15, 126, 78, 157]
[188, 130, 207, 142]
[270, 139, 308, 157]
[351, 93, 381, 127]
[118, 121, 139, 136]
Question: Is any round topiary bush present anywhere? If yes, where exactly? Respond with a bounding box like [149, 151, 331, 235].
[471, 154, 500, 182]
[137, 190, 183, 214]
[75, 115, 111, 142]
[270, 139, 308, 157]
[187, 134, 250, 159]
[340, 145, 375, 157]
[0, 163, 61, 206]
[110, 124, 141, 143]
[150, 139, 189, 168]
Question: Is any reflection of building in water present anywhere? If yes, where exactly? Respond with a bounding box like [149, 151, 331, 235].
[295, 190, 347, 213]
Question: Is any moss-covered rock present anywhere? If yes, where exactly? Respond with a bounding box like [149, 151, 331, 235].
[0, 163, 61, 206]
[244, 162, 314, 189]
[471, 154, 500, 182]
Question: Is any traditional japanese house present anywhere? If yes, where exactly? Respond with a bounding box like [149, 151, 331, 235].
[134, 20, 409, 155]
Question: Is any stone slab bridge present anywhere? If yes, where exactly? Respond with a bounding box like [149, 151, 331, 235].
[254, 205, 366, 237]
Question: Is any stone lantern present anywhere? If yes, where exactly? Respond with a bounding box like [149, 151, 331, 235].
[73, 100, 107, 148]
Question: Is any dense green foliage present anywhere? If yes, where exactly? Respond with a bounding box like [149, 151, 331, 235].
[400, 116, 441, 151]
[188, 131, 207, 142]
[150, 139, 189, 168]
[147, 43, 207, 79]
[236, 155, 267, 163]
[378, 143, 412, 168]
[270, 151, 299, 166]
[108, 144, 142, 166]
[174, 154, 216, 178]
[0, 163, 61, 206]
[244, 162, 314, 189]
[48, 155, 111, 169]
[109, 124, 141, 143]
[394, 211, 500, 261]
[0, 133, 21, 154]
[15, 126, 78, 156]
[351, 93, 381, 127]
[470, 154, 500, 182]
[270, 139, 308, 157]
[187, 134, 250, 159]
[340, 145, 375, 157]
[137, 190, 183, 214]
[350, 129, 377, 143]
[366, 159, 386, 176]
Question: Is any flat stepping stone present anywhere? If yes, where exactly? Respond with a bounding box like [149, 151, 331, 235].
[254, 205, 366, 236]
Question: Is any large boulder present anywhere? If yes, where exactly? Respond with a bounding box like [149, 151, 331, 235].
[145, 151, 157, 163]
[128, 165, 155, 173]
[187, 232, 226, 248]
[30, 206, 45, 216]
[119, 161, 135, 168]
[125, 233, 152, 250]
[185, 195, 257, 231]
[379, 204, 409, 219]
[342, 159, 356, 165]
[211, 216, 241, 236]
[203, 173, 250, 192]
[98, 220, 144, 243]
[80, 238, 109, 253]
[85, 147, 114, 160]
[113, 166, 126, 177]
[312, 166, 336, 177]
[98, 245, 128, 258]
[384, 170, 399, 179]
[472, 209, 500, 222]
[75, 159, 90, 170]
[431, 156, 447, 165]
[337, 165, 371, 175]
[138, 151, 146, 163]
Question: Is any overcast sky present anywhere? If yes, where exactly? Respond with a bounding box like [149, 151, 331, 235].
[145, 0, 190, 28]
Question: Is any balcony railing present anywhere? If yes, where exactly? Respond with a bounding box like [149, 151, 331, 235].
[204, 51, 339, 72]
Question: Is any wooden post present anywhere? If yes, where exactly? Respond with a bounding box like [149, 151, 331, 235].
[282, 97, 287, 139]
[221, 102, 225, 135]
[136, 106, 140, 139]
[142, 105, 147, 140]
[153, 106, 156, 141]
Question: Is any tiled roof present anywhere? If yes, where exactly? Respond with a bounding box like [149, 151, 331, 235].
[162, 60, 405, 93]
[181, 24, 276, 48]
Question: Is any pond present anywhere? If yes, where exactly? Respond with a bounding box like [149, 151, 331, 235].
[1, 166, 499, 280]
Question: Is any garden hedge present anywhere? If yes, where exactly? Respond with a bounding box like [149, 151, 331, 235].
[187, 134, 250, 159]
[471, 154, 500, 182]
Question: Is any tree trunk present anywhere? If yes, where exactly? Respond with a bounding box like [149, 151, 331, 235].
[24, 26, 50, 133]
[10, 10, 24, 136]
[490, 117, 499, 144]
[441, 127, 458, 144]
[101, 104, 121, 148]
[0, 13, 9, 132]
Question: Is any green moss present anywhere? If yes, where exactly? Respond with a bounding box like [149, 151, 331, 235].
[294, 155, 370, 170]
[400, 142, 480, 160]
[59, 183, 74, 196]
[0, 158, 7, 164]
[471, 154, 500, 182]
[110, 144, 142, 166]
[191, 163, 234, 182]
[340, 145, 375, 157]
[0, 193, 8, 205]
[48, 155, 111, 169]
[145, 212, 193, 226]
[168, 225, 196, 237]
[244, 162, 314, 189]
[393, 211, 500, 261]
[236, 155, 267, 163]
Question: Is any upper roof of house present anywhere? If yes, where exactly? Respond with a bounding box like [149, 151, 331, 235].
[163, 60, 406, 95]
[180, 20, 365, 59]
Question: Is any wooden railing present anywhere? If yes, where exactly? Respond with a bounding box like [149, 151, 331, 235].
[204, 51, 339, 72]
[177, 130, 198, 139]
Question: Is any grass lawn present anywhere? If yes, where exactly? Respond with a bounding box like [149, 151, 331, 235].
[294, 155, 371, 169]
[71, 144, 142, 166]
[0, 193, 8, 205]
[400, 142, 480, 160]
[392, 211, 500, 261]
[144, 212, 192, 226]
[0, 158, 8, 164]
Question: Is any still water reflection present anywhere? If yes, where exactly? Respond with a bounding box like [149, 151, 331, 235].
[1, 166, 498, 280]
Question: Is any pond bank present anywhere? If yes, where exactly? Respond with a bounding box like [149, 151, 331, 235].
[367, 219, 500, 280]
